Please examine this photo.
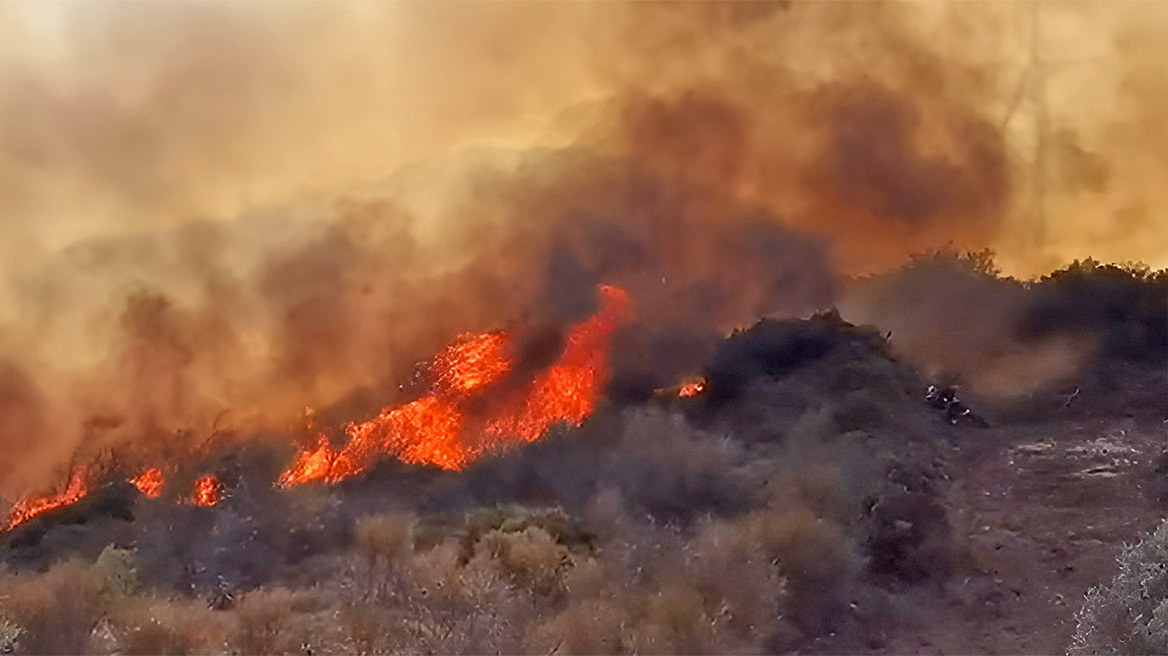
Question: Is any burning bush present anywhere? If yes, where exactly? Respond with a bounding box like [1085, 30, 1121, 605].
[0, 307, 966, 654]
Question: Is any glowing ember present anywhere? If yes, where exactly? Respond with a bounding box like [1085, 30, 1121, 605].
[679, 377, 707, 398]
[190, 475, 221, 507]
[4, 470, 90, 530]
[278, 284, 631, 486]
[129, 468, 165, 498]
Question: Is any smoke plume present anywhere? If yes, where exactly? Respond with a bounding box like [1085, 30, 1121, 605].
[0, 2, 1163, 512]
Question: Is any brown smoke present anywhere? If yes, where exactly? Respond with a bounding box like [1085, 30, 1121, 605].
[0, 2, 1165, 492]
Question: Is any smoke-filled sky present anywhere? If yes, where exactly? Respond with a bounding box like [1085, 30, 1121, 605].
[0, 1, 1165, 493]
[3, 1, 1166, 272]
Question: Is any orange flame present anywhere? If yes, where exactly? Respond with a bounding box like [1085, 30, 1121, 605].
[0, 285, 630, 530]
[190, 475, 221, 507]
[431, 331, 512, 395]
[4, 469, 90, 531]
[486, 285, 630, 443]
[278, 284, 631, 486]
[679, 376, 707, 398]
[129, 468, 165, 498]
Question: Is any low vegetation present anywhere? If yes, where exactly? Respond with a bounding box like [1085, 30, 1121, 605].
[1071, 518, 1168, 656]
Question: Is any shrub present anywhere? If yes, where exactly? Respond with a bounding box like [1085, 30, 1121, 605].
[461, 505, 594, 563]
[637, 580, 716, 653]
[745, 508, 857, 633]
[524, 598, 632, 655]
[231, 588, 299, 655]
[832, 391, 892, 433]
[0, 561, 98, 655]
[353, 512, 416, 600]
[92, 545, 142, 597]
[354, 513, 416, 567]
[0, 618, 22, 654]
[1024, 259, 1168, 365]
[1070, 518, 1168, 655]
[106, 596, 228, 656]
[472, 526, 572, 595]
[336, 602, 387, 655]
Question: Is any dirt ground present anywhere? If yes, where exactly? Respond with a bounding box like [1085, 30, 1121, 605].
[882, 410, 1166, 655]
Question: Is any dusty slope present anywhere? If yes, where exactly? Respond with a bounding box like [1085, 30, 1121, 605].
[880, 382, 1166, 654]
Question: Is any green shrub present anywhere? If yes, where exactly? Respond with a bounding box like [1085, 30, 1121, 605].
[92, 545, 142, 597]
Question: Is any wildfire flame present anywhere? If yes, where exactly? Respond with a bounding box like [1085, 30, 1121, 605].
[4, 469, 90, 531]
[190, 475, 221, 507]
[0, 284, 631, 530]
[485, 286, 630, 443]
[129, 468, 165, 498]
[278, 284, 631, 486]
[679, 376, 707, 398]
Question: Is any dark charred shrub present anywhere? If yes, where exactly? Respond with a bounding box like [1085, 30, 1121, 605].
[832, 391, 893, 433]
[706, 319, 849, 399]
[864, 490, 953, 583]
[825, 356, 902, 396]
[1022, 259, 1168, 365]
[1070, 518, 1168, 655]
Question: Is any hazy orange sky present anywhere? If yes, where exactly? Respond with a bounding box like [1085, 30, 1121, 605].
[1, 1, 1165, 279]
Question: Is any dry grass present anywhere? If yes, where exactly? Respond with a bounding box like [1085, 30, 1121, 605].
[0, 562, 98, 655]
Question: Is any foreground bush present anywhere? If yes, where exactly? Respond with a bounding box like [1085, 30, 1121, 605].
[1070, 518, 1168, 655]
